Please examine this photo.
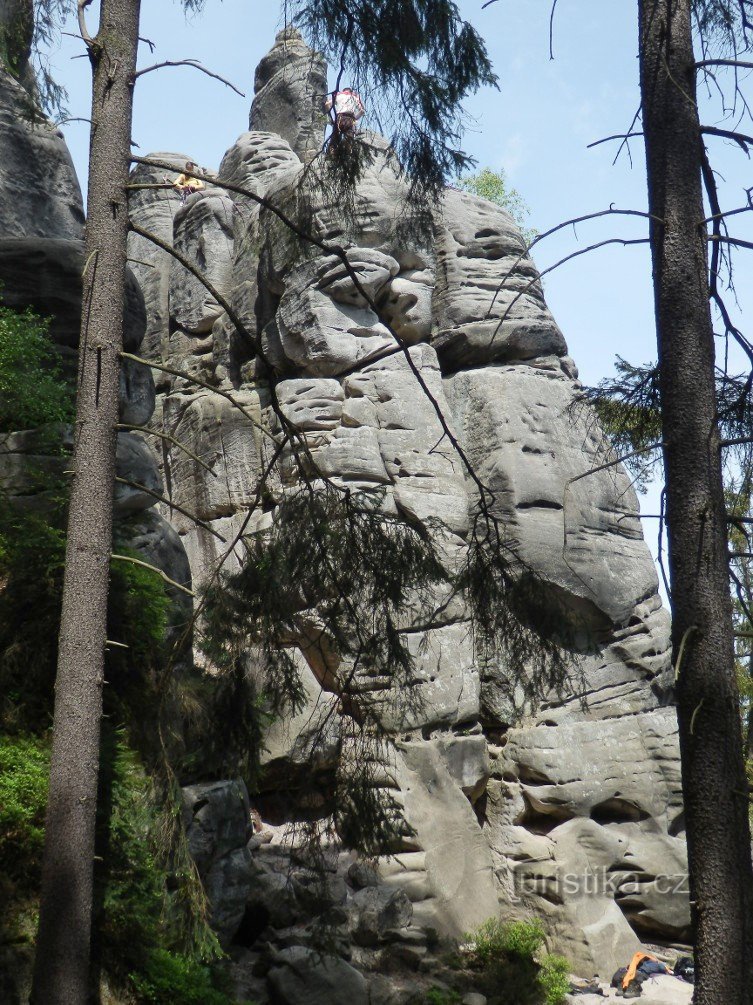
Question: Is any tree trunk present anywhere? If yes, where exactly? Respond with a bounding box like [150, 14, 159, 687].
[31, 2, 141, 1002]
[638, 1, 753, 1001]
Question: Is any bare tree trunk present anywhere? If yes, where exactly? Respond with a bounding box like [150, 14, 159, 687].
[31, 2, 141, 1002]
[638, 1, 753, 1001]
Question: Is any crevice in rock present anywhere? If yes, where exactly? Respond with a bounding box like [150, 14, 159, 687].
[233, 904, 271, 948]
[515, 499, 564, 511]
[590, 796, 650, 824]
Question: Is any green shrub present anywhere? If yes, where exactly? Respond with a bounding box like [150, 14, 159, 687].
[127, 948, 254, 1005]
[456, 167, 536, 244]
[129, 949, 239, 1005]
[424, 989, 461, 1005]
[0, 502, 172, 737]
[538, 954, 571, 1005]
[469, 917, 545, 965]
[0, 734, 49, 890]
[0, 304, 73, 432]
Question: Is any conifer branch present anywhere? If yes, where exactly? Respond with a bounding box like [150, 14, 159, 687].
[119, 352, 274, 442]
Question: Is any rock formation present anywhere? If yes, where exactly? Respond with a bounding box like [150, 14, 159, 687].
[0, 22, 690, 1002]
[0, 54, 191, 626]
[122, 28, 690, 994]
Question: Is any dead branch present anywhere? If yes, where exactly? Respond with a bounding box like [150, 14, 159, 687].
[116, 423, 219, 477]
[696, 59, 753, 71]
[120, 351, 274, 443]
[710, 235, 753, 252]
[587, 132, 644, 149]
[485, 209, 657, 319]
[111, 553, 195, 596]
[134, 59, 245, 97]
[114, 476, 226, 541]
[77, 0, 94, 47]
[489, 238, 649, 341]
[569, 441, 662, 485]
[702, 125, 753, 152]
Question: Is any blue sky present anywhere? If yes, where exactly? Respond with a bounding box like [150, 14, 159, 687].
[48, 0, 753, 581]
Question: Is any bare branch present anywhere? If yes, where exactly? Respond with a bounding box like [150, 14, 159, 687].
[120, 351, 275, 443]
[710, 235, 753, 252]
[696, 59, 753, 71]
[77, 0, 94, 47]
[116, 423, 219, 477]
[703, 203, 753, 226]
[484, 208, 657, 319]
[114, 476, 226, 541]
[134, 59, 245, 97]
[488, 238, 649, 341]
[549, 0, 559, 60]
[587, 132, 643, 149]
[111, 553, 195, 597]
[702, 125, 753, 153]
[569, 441, 662, 485]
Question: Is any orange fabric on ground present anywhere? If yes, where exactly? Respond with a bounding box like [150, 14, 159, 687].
[623, 952, 659, 989]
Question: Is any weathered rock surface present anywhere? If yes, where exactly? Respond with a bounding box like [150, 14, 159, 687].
[182, 780, 254, 945]
[249, 28, 327, 162]
[0, 70, 84, 241]
[120, 27, 688, 995]
[433, 190, 566, 370]
[0, 238, 147, 352]
[267, 946, 369, 1005]
[444, 361, 658, 628]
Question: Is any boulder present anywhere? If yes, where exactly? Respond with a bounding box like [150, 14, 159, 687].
[266, 946, 369, 1005]
[113, 432, 162, 514]
[349, 886, 413, 946]
[182, 779, 254, 945]
[182, 778, 252, 874]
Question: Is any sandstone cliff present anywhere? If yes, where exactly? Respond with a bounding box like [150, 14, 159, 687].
[124, 29, 689, 989]
[0, 27, 690, 1003]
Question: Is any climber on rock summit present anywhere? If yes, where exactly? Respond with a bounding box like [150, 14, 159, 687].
[168, 161, 205, 204]
[324, 87, 365, 143]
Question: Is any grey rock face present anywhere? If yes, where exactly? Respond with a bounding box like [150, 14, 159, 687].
[444, 361, 658, 628]
[0, 71, 84, 239]
[124, 29, 686, 988]
[250, 28, 327, 162]
[170, 191, 236, 334]
[432, 190, 566, 370]
[0, 238, 146, 352]
[182, 779, 254, 945]
[267, 946, 369, 1005]
[127, 153, 193, 363]
[348, 886, 413, 946]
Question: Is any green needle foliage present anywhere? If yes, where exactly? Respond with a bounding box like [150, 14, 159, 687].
[294, 0, 496, 195]
[199, 483, 448, 854]
[0, 734, 49, 895]
[0, 303, 73, 432]
[585, 356, 753, 491]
